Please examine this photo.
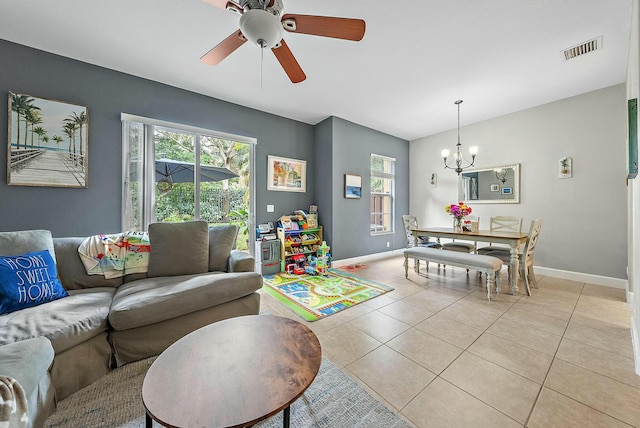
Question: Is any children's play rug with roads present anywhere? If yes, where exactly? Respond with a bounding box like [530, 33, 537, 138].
[262, 269, 394, 321]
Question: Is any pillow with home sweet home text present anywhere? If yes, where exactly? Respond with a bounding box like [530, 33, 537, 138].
[0, 250, 68, 315]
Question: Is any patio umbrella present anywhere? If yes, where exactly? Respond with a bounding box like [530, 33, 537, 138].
[154, 158, 238, 183]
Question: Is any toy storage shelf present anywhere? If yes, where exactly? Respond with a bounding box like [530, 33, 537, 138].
[277, 226, 323, 272]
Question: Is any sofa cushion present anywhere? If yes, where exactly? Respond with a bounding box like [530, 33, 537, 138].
[208, 224, 238, 272]
[109, 271, 262, 330]
[53, 237, 124, 290]
[0, 250, 69, 315]
[0, 287, 115, 354]
[0, 337, 54, 411]
[0, 230, 56, 264]
[147, 221, 209, 277]
[228, 250, 255, 273]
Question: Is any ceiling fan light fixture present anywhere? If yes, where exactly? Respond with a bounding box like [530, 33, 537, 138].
[239, 9, 283, 49]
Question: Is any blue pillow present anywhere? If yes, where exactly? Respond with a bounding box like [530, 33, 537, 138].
[0, 250, 68, 315]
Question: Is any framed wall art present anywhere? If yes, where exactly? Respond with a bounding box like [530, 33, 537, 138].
[344, 174, 362, 199]
[267, 155, 306, 192]
[7, 92, 88, 188]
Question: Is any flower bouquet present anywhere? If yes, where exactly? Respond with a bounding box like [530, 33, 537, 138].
[445, 202, 472, 231]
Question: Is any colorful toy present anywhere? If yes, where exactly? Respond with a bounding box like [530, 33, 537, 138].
[316, 241, 331, 275]
[286, 253, 306, 274]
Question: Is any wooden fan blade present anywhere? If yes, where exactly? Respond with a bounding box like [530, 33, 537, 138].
[281, 14, 366, 41]
[202, 0, 241, 11]
[272, 40, 306, 84]
[200, 30, 247, 65]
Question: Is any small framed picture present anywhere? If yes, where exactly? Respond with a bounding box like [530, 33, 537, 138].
[344, 174, 362, 199]
[267, 155, 306, 192]
[490, 184, 499, 192]
[501, 187, 512, 195]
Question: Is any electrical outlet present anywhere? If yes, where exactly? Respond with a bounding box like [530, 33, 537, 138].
[386, 242, 390, 248]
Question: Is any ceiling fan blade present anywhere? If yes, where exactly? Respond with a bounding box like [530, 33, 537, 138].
[281, 14, 366, 41]
[272, 40, 306, 84]
[200, 30, 247, 65]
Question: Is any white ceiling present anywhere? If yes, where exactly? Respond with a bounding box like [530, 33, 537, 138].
[0, 0, 632, 141]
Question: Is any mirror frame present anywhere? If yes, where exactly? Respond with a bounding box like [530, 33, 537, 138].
[458, 163, 520, 204]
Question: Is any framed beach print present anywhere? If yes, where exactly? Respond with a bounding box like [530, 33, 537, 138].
[7, 92, 88, 188]
[267, 155, 306, 192]
[344, 174, 362, 199]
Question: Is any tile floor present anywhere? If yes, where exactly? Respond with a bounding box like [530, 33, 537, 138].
[258, 255, 640, 428]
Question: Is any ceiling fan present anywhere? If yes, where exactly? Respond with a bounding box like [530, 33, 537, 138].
[200, 0, 366, 83]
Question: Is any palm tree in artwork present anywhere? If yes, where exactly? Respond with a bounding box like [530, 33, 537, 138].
[42, 135, 49, 150]
[33, 126, 46, 148]
[10, 94, 38, 150]
[63, 117, 80, 157]
[23, 105, 42, 149]
[52, 135, 63, 152]
[71, 111, 87, 159]
[62, 122, 76, 159]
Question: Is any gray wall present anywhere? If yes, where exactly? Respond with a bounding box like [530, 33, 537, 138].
[313, 118, 334, 241]
[0, 39, 314, 237]
[410, 84, 627, 279]
[316, 117, 409, 260]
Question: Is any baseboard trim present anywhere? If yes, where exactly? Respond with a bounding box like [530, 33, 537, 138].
[333, 249, 404, 267]
[534, 266, 628, 289]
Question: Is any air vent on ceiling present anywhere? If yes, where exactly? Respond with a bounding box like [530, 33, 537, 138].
[562, 36, 602, 61]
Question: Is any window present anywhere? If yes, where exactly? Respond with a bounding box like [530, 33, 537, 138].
[370, 153, 395, 235]
[121, 114, 255, 249]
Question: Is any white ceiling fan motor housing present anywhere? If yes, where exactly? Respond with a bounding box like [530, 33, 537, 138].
[239, 9, 284, 49]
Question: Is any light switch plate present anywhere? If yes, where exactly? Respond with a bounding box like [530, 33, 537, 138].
[267, 204, 274, 212]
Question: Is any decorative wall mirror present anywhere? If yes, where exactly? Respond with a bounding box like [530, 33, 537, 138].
[458, 163, 520, 204]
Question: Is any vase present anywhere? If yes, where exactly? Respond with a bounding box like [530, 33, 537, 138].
[454, 217, 464, 232]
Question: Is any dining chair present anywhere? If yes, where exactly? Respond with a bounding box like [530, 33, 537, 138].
[402, 215, 442, 249]
[477, 216, 523, 255]
[442, 215, 479, 254]
[486, 218, 543, 295]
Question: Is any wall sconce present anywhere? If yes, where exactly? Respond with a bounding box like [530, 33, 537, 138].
[559, 157, 572, 178]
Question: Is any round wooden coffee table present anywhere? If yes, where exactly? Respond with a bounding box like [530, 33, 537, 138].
[142, 315, 322, 428]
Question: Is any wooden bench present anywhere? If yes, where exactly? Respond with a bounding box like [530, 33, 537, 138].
[404, 247, 503, 300]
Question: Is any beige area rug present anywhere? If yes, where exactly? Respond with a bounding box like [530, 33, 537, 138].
[45, 356, 411, 428]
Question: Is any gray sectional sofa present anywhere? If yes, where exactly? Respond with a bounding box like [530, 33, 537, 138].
[0, 221, 262, 427]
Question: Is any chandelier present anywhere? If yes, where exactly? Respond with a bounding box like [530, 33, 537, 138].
[441, 100, 478, 175]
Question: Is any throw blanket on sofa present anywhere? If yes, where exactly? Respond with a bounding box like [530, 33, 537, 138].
[78, 232, 150, 279]
[0, 376, 28, 428]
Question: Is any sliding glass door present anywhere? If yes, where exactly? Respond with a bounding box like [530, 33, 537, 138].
[122, 115, 254, 250]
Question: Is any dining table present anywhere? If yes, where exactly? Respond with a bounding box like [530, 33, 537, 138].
[411, 227, 529, 295]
